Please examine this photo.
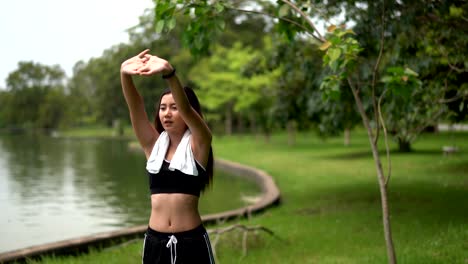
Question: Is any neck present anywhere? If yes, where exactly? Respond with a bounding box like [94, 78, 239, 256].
[167, 129, 186, 146]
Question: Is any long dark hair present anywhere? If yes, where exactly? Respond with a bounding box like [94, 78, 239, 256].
[154, 87, 214, 189]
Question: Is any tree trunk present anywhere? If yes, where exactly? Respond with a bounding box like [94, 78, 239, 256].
[237, 114, 244, 134]
[264, 130, 271, 144]
[249, 113, 257, 135]
[397, 138, 411, 152]
[344, 127, 351, 146]
[286, 120, 296, 146]
[225, 103, 232, 135]
[349, 79, 397, 264]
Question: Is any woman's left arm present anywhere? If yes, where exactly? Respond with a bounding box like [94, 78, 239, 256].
[139, 53, 212, 165]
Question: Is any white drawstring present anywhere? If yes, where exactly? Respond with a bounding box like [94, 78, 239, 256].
[166, 235, 178, 264]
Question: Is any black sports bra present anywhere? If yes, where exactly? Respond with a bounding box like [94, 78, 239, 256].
[147, 160, 208, 197]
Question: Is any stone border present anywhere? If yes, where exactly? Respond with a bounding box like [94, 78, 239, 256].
[0, 159, 280, 263]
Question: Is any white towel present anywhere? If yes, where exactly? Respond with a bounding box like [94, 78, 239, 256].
[146, 130, 199, 176]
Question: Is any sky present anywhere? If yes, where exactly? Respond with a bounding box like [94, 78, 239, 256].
[0, 0, 154, 89]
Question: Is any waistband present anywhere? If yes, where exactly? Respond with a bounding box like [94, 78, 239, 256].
[146, 224, 206, 239]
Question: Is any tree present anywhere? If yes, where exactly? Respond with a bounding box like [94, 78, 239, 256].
[267, 38, 319, 144]
[266, 37, 362, 145]
[380, 66, 446, 152]
[67, 42, 170, 130]
[315, 0, 468, 151]
[189, 41, 280, 135]
[152, 1, 400, 262]
[0, 90, 12, 128]
[63, 4, 277, 131]
[3, 61, 67, 130]
[37, 89, 67, 129]
[66, 61, 99, 127]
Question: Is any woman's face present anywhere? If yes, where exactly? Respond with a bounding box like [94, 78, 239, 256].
[159, 93, 187, 133]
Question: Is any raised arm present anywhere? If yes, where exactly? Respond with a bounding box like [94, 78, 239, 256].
[139, 53, 212, 166]
[120, 49, 158, 159]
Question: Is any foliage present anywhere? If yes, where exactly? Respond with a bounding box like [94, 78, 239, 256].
[154, 0, 228, 55]
[1, 61, 67, 130]
[190, 41, 279, 111]
[189, 40, 280, 134]
[3, 0, 466, 145]
[267, 38, 320, 131]
[378, 66, 445, 151]
[67, 33, 184, 127]
[37, 89, 68, 129]
[317, 0, 468, 150]
[319, 25, 362, 100]
[63, 6, 272, 131]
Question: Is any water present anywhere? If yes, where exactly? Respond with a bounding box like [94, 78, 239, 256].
[0, 134, 260, 253]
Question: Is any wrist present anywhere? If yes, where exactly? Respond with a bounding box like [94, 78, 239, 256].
[120, 64, 129, 75]
[120, 70, 130, 76]
[161, 61, 174, 75]
[162, 67, 176, 79]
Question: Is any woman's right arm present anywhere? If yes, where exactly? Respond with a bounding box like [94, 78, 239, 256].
[120, 50, 158, 158]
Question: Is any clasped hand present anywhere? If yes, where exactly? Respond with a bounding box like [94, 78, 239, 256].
[121, 49, 173, 76]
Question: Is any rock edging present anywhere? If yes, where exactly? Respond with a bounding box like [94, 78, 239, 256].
[0, 159, 280, 263]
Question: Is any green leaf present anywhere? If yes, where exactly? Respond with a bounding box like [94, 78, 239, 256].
[195, 6, 208, 17]
[155, 20, 165, 33]
[449, 5, 463, 17]
[404, 67, 419, 77]
[167, 17, 176, 31]
[154, 2, 169, 18]
[381, 76, 393, 83]
[328, 35, 341, 45]
[328, 48, 342, 63]
[195, 32, 205, 50]
[330, 60, 340, 72]
[328, 89, 341, 100]
[279, 4, 289, 17]
[216, 20, 226, 31]
[215, 2, 225, 13]
[387, 66, 405, 75]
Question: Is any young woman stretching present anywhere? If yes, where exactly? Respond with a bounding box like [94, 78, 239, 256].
[120, 49, 215, 264]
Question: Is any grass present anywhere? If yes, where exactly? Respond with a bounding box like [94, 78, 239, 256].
[27, 129, 468, 263]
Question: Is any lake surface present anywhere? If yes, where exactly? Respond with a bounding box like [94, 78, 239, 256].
[0, 134, 260, 253]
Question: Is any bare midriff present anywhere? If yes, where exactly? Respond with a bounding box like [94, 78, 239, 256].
[149, 193, 202, 233]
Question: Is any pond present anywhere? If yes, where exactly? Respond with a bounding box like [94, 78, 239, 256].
[0, 134, 260, 253]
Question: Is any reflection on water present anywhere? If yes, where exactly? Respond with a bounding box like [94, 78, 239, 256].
[0, 134, 260, 253]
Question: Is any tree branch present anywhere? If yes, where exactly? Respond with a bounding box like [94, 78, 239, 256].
[447, 62, 468, 73]
[437, 46, 468, 73]
[280, 0, 326, 42]
[378, 89, 392, 187]
[409, 108, 446, 137]
[437, 78, 468, 103]
[208, 223, 283, 261]
[372, 1, 385, 146]
[438, 94, 468, 103]
[228, 7, 322, 42]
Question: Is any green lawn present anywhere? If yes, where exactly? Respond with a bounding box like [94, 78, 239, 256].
[28, 129, 468, 263]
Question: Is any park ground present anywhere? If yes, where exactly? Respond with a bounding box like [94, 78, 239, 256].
[28, 127, 468, 263]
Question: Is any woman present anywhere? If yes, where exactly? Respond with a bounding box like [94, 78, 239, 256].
[120, 49, 215, 264]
